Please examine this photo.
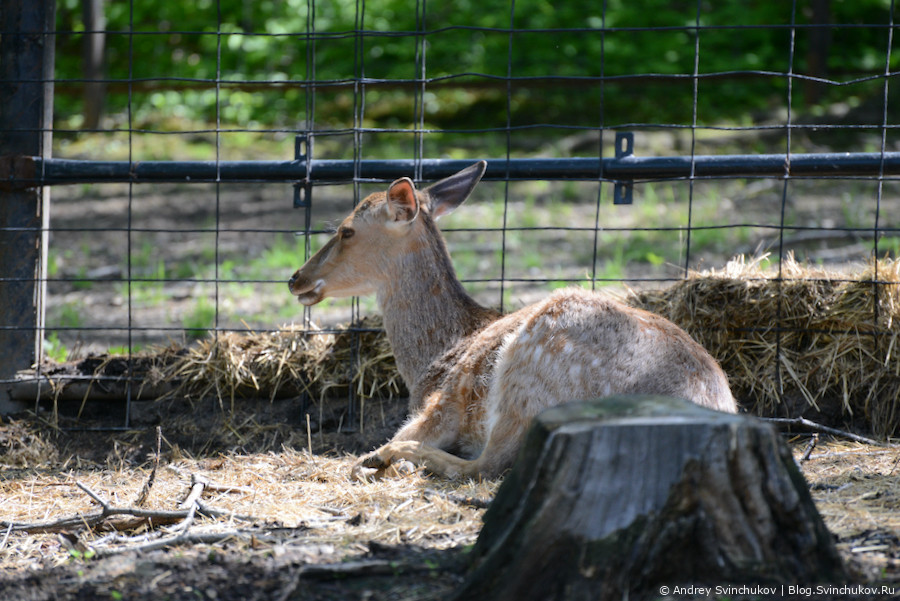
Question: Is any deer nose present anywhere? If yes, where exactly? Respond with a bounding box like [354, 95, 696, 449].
[288, 272, 299, 292]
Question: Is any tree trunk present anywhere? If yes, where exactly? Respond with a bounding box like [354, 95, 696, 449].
[82, 0, 106, 130]
[453, 395, 844, 601]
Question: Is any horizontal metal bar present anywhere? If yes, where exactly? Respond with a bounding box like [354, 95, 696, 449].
[7, 152, 900, 187]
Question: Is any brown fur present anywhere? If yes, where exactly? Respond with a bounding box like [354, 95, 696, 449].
[289, 162, 738, 479]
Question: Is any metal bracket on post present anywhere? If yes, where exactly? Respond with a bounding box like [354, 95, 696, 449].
[293, 133, 314, 419]
[613, 132, 634, 205]
[293, 134, 312, 208]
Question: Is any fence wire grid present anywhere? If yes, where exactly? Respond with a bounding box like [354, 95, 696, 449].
[1, 0, 900, 428]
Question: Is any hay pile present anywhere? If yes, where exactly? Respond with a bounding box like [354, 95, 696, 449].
[629, 255, 900, 437]
[166, 316, 405, 406]
[0, 418, 58, 467]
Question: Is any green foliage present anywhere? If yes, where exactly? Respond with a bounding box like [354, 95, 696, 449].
[57, 301, 85, 329]
[44, 332, 69, 363]
[53, 0, 898, 137]
[107, 344, 144, 355]
[66, 548, 96, 562]
[183, 296, 217, 339]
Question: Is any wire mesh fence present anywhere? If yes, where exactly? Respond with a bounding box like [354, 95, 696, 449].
[2, 0, 899, 430]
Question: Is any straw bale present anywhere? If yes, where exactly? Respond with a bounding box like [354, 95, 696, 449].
[628, 255, 900, 438]
[166, 316, 406, 406]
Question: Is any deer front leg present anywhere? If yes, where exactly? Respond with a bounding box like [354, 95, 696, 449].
[351, 390, 466, 480]
[355, 440, 476, 480]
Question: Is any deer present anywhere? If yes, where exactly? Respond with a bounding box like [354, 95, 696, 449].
[289, 161, 738, 480]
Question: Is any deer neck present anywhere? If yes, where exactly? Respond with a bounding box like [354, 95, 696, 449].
[376, 224, 498, 392]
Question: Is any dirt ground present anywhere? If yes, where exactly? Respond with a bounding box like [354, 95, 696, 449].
[1, 393, 899, 601]
[0, 395, 481, 601]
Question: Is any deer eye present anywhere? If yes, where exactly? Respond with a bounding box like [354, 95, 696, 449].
[340, 227, 355, 240]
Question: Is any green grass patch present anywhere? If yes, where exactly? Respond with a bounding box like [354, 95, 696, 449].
[182, 296, 217, 339]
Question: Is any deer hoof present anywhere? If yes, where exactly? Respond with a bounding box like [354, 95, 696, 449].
[360, 450, 388, 470]
[350, 456, 383, 481]
[350, 450, 391, 482]
[391, 459, 416, 476]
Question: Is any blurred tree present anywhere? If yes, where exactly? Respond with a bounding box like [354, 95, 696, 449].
[51, 0, 898, 133]
[81, 0, 105, 129]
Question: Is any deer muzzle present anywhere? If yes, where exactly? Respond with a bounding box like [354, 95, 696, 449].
[288, 272, 326, 305]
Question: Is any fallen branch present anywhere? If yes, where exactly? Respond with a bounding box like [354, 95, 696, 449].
[0, 522, 12, 550]
[134, 426, 163, 507]
[764, 416, 889, 447]
[298, 559, 437, 579]
[800, 434, 818, 462]
[90, 524, 314, 558]
[0, 478, 260, 535]
[423, 488, 491, 509]
[2, 506, 205, 534]
[91, 530, 247, 558]
[169, 473, 209, 534]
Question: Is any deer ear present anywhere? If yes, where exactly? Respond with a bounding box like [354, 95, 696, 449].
[387, 177, 420, 223]
[424, 160, 487, 219]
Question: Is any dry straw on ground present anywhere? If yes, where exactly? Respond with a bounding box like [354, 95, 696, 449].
[1, 419, 896, 585]
[628, 255, 900, 438]
[0, 427, 496, 571]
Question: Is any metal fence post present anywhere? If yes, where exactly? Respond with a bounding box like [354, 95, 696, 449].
[0, 0, 55, 412]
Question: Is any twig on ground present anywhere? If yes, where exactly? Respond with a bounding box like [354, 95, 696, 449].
[765, 417, 889, 447]
[195, 501, 261, 523]
[135, 426, 163, 507]
[204, 483, 254, 495]
[180, 473, 209, 510]
[0, 478, 260, 534]
[299, 559, 439, 579]
[2, 508, 186, 534]
[91, 530, 247, 558]
[0, 522, 12, 550]
[170, 473, 209, 534]
[423, 488, 491, 509]
[801, 434, 818, 462]
[76, 481, 111, 511]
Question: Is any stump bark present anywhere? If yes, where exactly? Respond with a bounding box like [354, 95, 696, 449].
[453, 395, 844, 601]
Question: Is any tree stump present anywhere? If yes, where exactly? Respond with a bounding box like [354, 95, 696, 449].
[453, 395, 844, 601]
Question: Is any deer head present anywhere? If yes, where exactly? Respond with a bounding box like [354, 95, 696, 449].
[289, 161, 487, 305]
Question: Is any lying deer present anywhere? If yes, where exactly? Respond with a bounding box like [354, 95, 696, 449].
[289, 161, 738, 479]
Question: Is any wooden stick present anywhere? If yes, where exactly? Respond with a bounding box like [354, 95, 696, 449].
[764, 416, 889, 447]
[179, 473, 209, 510]
[135, 426, 163, 507]
[91, 530, 246, 558]
[0, 486, 260, 534]
[800, 434, 818, 462]
[170, 473, 209, 534]
[423, 488, 491, 509]
[0, 522, 12, 550]
[76, 481, 111, 511]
